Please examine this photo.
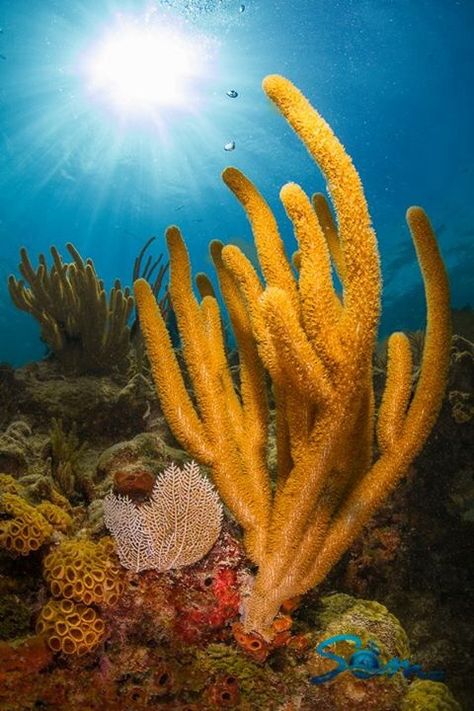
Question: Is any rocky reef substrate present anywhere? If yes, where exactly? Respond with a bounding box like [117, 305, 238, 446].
[0, 331, 471, 709]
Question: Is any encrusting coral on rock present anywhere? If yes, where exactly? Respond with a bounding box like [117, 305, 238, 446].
[0, 489, 71, 555]
[402, 679, 461, 710]
[36, 598, 107, 656]
[42, 537, 123, 607]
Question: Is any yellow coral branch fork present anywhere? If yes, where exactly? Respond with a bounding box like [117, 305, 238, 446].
[134, 75, 451, 637]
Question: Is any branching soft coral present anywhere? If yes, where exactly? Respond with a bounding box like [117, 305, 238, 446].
[134, 75, 451, 637]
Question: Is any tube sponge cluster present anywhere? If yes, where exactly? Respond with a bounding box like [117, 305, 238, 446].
[43, 537, 123, 607]
[36, 599, 106, 656]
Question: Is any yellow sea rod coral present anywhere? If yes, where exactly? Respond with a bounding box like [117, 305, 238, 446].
[134, 75, 451, 637]
[43, 537, 122, 607]
[36, 598, 106, 655]
[0, 493, 54, 555]
[8, 243, 134, 375]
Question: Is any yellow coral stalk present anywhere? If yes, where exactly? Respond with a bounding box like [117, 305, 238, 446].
[312, 192, 346, 283]
[135, 75, 450, 637]
[134, 227, 271, 563]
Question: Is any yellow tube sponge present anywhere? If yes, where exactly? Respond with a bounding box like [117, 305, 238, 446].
[134, 275, 212, 464]
[262, 74, 381, 338]
[135, 74, 451, 637]
[311, 192, 346, 283]
[135, 229, 272, 563]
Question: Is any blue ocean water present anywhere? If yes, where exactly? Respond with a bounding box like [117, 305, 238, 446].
[0, 0, 472, 365]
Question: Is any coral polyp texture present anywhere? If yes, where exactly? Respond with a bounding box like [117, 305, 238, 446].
[103, 460, 223, 572]
[36, 501, 72, 533]
[0, 473, 25, 496]
[134, 74, 451, 637]
[43, 537, 123, 606]
[0, 493, 54, 555]
[36, 598, 106, 656]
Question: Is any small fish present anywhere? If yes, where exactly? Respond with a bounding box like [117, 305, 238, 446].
[226, 89, 238, 98]
[239, 4, 245, 12]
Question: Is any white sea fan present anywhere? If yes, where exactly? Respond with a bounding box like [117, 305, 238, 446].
[103, 460, 223, 573]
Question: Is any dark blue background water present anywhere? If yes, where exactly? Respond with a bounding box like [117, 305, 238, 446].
[0, 0, 473, 365]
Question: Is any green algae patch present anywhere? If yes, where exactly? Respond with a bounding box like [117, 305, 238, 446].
[0, 595, 31, 640]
